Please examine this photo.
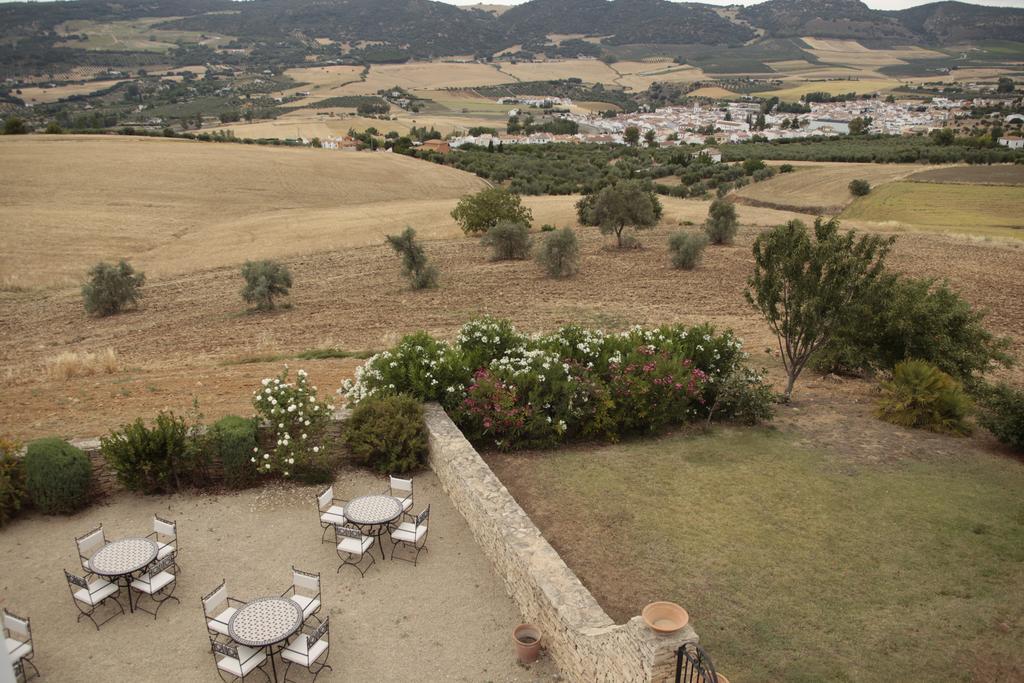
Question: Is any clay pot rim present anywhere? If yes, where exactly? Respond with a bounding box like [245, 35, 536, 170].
[641, 601, 690, 633]
[513, 623, 542, 646]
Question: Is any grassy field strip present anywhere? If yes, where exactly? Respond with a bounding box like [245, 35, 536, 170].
[841, 182, 1024, 238]
[488, 428, 1024, 681]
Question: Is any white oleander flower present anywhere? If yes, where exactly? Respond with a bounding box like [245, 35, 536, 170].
[312, 446, 319, 454]
[264, 453, 270, 459]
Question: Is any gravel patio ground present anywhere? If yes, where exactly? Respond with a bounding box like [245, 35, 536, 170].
[0, 468, 555, 682]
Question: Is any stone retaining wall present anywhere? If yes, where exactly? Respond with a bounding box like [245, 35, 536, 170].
[423, 403, 697, 682]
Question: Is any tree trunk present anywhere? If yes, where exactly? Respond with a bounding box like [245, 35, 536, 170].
[783, 371, 797, 402]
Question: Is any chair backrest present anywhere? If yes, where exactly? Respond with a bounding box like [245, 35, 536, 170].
[292, 566, 320, 593]
[415, 505, 430, 528]
[336, 525, 361, 540]
[153, 515, 176, 539]
[390, 476, 412, 494]
[76, 525, 105, 557]
[64, 569, 89, 590]
[2, 609, 29, 641]
[317, 485, 334, 511]
[307, 616, 330, 649]
[149, 554, 176, 578]
[202, 580, 227, 615]
[211, 638, 238, 659]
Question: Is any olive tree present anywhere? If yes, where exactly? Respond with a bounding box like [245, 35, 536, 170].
[82, 260, 145, 317]
[241, 260, 292, 311]
[704, 198, 739, 245]
[576, 181, 662, 248]
[386, 227, 439, 289]
[746, 217, 894, 399]
[451, 187, 533, 235]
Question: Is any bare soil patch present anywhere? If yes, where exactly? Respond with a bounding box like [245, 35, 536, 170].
[908, 164, 1024, 186]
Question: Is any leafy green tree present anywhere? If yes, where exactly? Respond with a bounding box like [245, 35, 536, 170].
[930, 128, 955, 145]
[536, 227, 580, 278]
[577, 181, 662, 248]
[997, 77, 1015, 93]
[704, 198, 739, 245]
[82, 260, 145, 317]
[624, 126, 641, 146]
[746, 218, 894, 399]
[44, 121, 63, 134]
[451, 187, 533, 235]
[386, 227, 439, 289]
[644, 129, 657, 148]
[481, 221, 531, 261]
[3, 117, 28, 135]
[848, 117, 869, 135]
[848, 179, 871, 196]
[241, 260, 292, 311]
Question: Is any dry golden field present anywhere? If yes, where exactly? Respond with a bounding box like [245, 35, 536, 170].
[0, 135, 488, 289]
[800, 37, 947, 67]
[733, 163, 922, 214]
[16, 79, 129, 104]
[2, 136, 1023, 447]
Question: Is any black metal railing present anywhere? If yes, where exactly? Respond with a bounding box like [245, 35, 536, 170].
[674, 642, 721, 683]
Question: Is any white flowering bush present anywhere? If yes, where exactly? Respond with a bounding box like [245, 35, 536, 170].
[252, 367, 333, 478]
[339, 317, 771, 450]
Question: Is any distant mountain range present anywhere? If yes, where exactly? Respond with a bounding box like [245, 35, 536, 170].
[1, 0, 1022, 66]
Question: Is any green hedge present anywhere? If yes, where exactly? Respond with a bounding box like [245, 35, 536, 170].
[0, 438, 26, 526]
[206, 415, 258, 489]
[101, 412, 207, 494]
[23, 438, 91, 514]
[343, 395, 428, 474]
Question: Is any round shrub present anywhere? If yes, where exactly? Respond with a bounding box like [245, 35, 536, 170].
[668, 231, 708, 270]
[344, 395, 428, 474]
[849, 179, 871, 196]
[481, 221, 532, 261]
[0, 437, 26, 526]
[206, 415, 258, 489]
[82, 260, 145, 317]
[876, 360, 972, 435]
[704, 198, 738, 245]
[537, 227, 580, 278]
[23, 438, 91, 514]
[977, 382, 1024, 452]
[241, 259, 292, 311]
[101, 412, 205, 494]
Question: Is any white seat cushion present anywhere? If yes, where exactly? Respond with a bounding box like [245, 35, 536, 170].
[131, 571, 175, 594]
[157, 542, 176, 559]
[320, 506, 346, 526]
[6, 638, 31, 661]
[399, 497, 413, 512]
[390, 522, 426, 544]
[337, 535, 373, 556]
[74, 579, 117, 606]
[217, 645, 266, 677]
[289, 595, 321, 619]
[207, 606, 237, 635]
[282, 634, 328, 665]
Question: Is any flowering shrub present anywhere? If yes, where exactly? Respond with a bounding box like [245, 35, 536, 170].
[252, 367, 333, 478]
[340, 317, 771, 450]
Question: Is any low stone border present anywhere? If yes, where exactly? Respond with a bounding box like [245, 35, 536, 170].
[424, 403, 697, 682]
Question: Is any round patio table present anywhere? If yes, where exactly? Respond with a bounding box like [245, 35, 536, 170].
[228, 597, 303, 683]
[88, 537, 158, 613]
[344, 495, 403, 560]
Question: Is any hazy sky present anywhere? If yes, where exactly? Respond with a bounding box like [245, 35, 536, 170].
[441, 0, 1024, 8]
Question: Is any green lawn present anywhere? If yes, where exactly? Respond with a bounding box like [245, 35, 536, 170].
[487, 428, 1024, 681]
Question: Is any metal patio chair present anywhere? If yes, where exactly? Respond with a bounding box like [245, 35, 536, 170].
[3, 608, 39, 681]
[386, 475, 414, 512]
[201, 579, 246, 637]
[334, 524, 375, 577]
[389, 504, 430, 566]
[64, 568, 124, 630]
[281, 616, 332, 683]
[147, 514, 180, 570]
[130, 553, 180, 619]
[74, 525, 107, 572]
[210, 635, 269, 682]
[281, 566, 322, 624]
[316, 485, 348, 543]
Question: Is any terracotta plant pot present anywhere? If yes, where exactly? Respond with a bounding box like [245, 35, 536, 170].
[641, 601, 689, 634]
[512, 623, 542, 664]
